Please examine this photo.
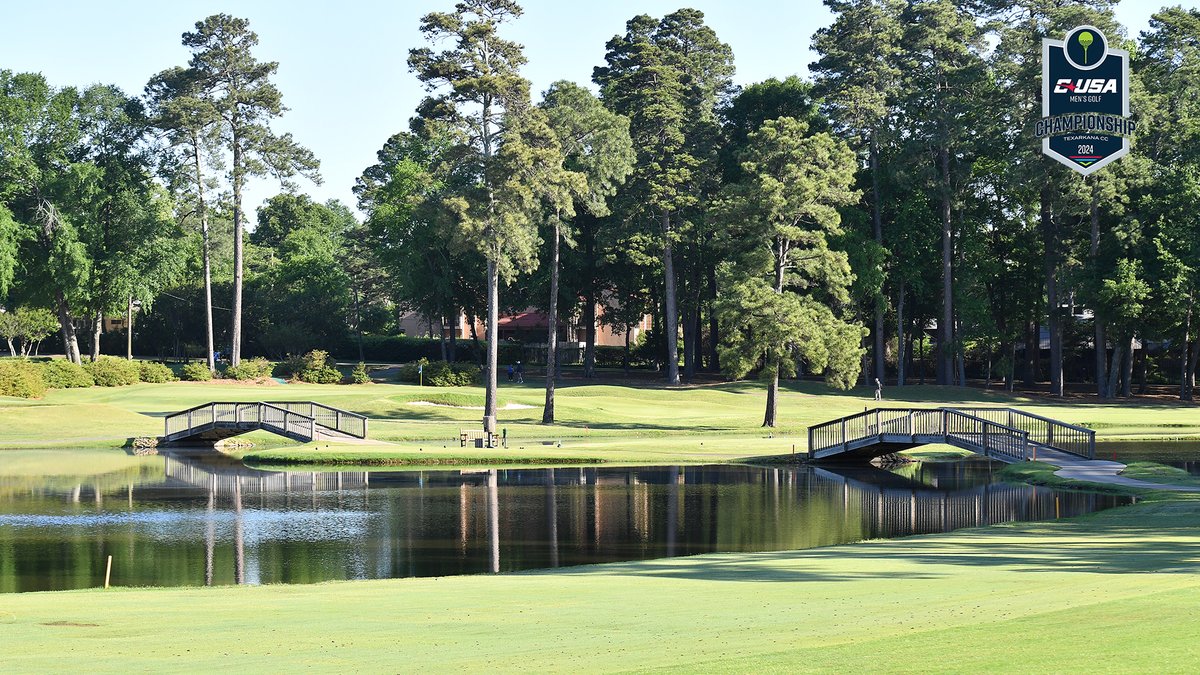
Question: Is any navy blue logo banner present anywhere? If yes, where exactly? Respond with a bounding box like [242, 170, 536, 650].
[1040, 26, 1133, 175]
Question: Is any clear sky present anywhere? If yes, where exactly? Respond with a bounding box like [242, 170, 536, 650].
[0, 1, 1189, 219]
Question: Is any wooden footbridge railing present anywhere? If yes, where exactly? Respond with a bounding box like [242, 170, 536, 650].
[808, 407, 1095, 464]
[162, 401, 368, 444]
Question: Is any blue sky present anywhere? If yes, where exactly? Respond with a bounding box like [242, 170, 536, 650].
[0, 1, 1188, 217]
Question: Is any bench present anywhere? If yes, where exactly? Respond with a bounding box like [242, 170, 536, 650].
[459, 428, 497, 448]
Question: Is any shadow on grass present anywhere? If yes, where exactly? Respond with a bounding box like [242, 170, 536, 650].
[543, 495, 1200, 582]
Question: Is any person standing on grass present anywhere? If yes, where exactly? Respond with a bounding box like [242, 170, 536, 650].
[507, 363, 514, 382]
[516, 361, 524, 383]
[874, 378, 883, 401]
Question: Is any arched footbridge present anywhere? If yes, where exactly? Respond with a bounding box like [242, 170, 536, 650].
[163, 401, 368, 444]
[807, 407, 1095, 464]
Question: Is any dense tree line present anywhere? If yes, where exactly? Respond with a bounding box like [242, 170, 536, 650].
[4, 1, 1200, 426]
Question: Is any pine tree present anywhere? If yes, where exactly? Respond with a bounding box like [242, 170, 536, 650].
[811, 0, 904, 386]
[716, 118, 864, 426]
[182, 14, 320, 366]
[409, 0, 567, 434]
[595, 10, 733, 385]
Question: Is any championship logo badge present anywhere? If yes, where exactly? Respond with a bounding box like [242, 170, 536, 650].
[1036, 26, 1135, 175]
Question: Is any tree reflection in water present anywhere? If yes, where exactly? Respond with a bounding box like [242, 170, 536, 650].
[0, 453, 1129, 592]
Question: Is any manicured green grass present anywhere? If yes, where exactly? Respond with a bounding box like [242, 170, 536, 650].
[2, 491, 1198, 672]
[4, 382, 1200, 670]
[1121, 462, 1200, 488]
[243, 433, 809, 467]
[5, 378, 1200, 464]
[997, 461, 1148, 494]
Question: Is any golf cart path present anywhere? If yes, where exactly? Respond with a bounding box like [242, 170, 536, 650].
[1036, 447, 1200, 492]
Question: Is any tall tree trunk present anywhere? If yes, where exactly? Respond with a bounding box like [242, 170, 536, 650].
[906, 328, 915, 387]
[1106, 336, 1124, 399]
[955, 317, 966, 387]
[707, 265, 719, 372]
[682, 304, 696, 382]
[126, 296, 134, 360]
[1007, 342, 1017, 392]
[896, 283, 906, 387]
[1024, 320, 1036, 387]
[4, 338, 13, 357]
[55, 294, 80, 364]
[484, 259, 499, 434]
[1181, 297, 1194, 401]
[90, 313, 102, 361]
[448, 313, 458, 362]
[1089, 178, 1106, 398]
[230, 131, 244, 367]
[763, 370, 779, 428]
[354, 288, 365, 364]
[543, 220, 560, 425]
[623, 328, 630, 377]
[583, 289, 596, 378]
[582, 226, 597, 378]
[1137, 346, 1149, 395]
[481, 92, 500, 436]
[439, 315, 448, 362]
[1042, 188, 1063, 396]
[938, 146, 953, 385]
[764, 246, 785, 428]
[194, 141, 216, 373]
[918, 335, 926, 385]
[871, 134, 886, 385]
[1122, 336, 1135, 398]
[1188, 339, 1200, 397]
[662, 209, 680, 385]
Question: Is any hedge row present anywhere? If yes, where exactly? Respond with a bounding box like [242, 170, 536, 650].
[396, 359, 480, 387]
[0, 357, 179, 399]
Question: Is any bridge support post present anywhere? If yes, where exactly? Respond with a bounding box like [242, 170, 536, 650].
[841, 418, 847, 452]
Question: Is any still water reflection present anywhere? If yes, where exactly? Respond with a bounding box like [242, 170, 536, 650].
[0, 454, 1128, 592]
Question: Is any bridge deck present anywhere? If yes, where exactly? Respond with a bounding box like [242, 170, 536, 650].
[808, 407, 1094, 464]
[163, 401, 368, 444]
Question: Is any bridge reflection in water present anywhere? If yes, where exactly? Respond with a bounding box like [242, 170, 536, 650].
[0, 456, 1128, 592]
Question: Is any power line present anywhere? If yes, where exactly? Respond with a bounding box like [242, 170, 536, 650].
[158, 290, 232, 312]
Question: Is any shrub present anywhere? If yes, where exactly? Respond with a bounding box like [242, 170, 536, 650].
[0, 359, 48, 398]
[273, 354, 306, 379]
[41, 359, 94, 388]
[397, 358, 479, 387]
[137, 361, 177, 383]
[180, 362, 213, 382]
[351, 362, 371, 384]
[224, 357, 274, 381]
[85, 356, 141, 387]
[298, 350, 342, 384]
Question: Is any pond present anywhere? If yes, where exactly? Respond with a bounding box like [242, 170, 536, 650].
[0, 452, 1129, 593]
